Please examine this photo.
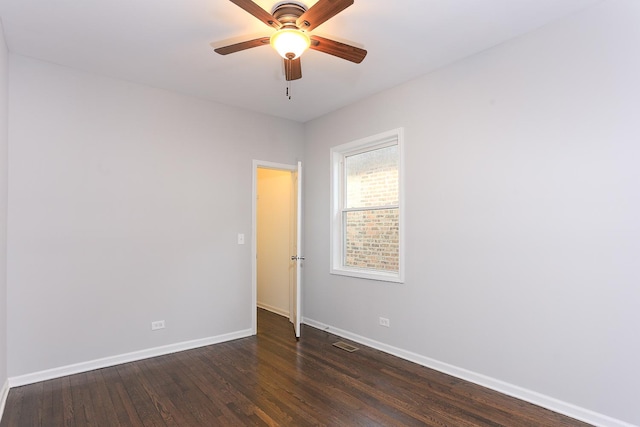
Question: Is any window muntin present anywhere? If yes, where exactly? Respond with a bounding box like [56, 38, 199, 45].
[330, 128, 404, 283]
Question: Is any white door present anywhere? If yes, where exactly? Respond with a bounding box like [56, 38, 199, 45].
[291, 161, 303, 339]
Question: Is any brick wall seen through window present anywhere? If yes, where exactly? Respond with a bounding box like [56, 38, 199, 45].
[344, 146, 399, 272]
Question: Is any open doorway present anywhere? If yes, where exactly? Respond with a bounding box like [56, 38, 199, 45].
[251, 160, 302, 339]
[257, 167, 295, 318]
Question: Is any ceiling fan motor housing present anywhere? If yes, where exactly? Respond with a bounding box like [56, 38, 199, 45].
[272, 3, 307, 29]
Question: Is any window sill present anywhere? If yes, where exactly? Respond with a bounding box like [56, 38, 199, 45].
[330, 267, 404, 283]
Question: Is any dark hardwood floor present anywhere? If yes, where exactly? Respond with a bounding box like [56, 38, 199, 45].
[1, 309, 590, 426]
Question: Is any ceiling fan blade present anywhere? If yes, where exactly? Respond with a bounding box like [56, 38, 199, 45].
[296, 0, 354, 32]
[285, 58, 302, 81]
[309, 35, 367, 63]
[213, 37, 271, 55]
[229, 0, 282, 29]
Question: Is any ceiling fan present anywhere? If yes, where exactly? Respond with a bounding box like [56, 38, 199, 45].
[212, 0, 367, 82]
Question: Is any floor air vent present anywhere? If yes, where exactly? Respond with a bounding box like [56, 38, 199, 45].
[332, 341, 359, 352]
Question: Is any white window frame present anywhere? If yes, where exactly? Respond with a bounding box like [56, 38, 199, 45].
[330, 128, 405, 283]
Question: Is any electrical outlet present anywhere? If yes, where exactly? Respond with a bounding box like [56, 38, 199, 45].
[151, 320, 165, 331]
[379, 317, 390, 327]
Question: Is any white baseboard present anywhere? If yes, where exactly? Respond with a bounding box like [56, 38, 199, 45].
[303, 317, 635, 427]
[0, 378, 9, 422]
[257, 302, 289, 318]
[9, 328, 253, 388]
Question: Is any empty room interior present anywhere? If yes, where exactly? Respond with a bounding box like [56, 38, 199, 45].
[0, 0, 638, 425]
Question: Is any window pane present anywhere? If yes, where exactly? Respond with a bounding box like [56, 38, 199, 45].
[344, 208, 399, 272]
[345, 145, 398, 208]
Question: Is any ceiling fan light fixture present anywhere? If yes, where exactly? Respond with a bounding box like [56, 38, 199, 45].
[270, 28, 310, 59]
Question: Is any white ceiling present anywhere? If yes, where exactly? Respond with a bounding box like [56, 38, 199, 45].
[0, 0, 598, 122]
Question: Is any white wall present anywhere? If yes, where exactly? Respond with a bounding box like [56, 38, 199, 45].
[303, 1, 640, 425]
[0, 19, 9, 399]
[257, 168, 292, 316]
[7, 55, 304, 377]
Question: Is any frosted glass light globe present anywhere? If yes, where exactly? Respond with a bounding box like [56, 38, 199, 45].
[270, 29, 311, 59]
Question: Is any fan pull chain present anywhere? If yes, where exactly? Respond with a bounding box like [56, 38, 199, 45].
[285, 58, 293, 100]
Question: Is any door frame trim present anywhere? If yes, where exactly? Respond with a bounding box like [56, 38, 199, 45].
[251, 160, 298, 335]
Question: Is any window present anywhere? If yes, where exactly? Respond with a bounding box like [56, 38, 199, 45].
[330, 128, 404, 282]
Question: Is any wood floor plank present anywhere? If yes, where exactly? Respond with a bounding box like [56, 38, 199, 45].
[114, 362, 168, 427]
[69, 372, 100, 426]
[172, 352, 250, 426]
[39, 379, 54, 426]
[193, 345, 309, 425]
[60, 376, 76, 427]
[49, 378, 66, 427]
[140, 355, 220, 425]
[0, 309, 592, 426]
[23, 381, 44, 426]
[99, 367, 142, 426]
[234, 339, 414, 426]
[85, 369, 120, 426]
[0, 385, 25, 427]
